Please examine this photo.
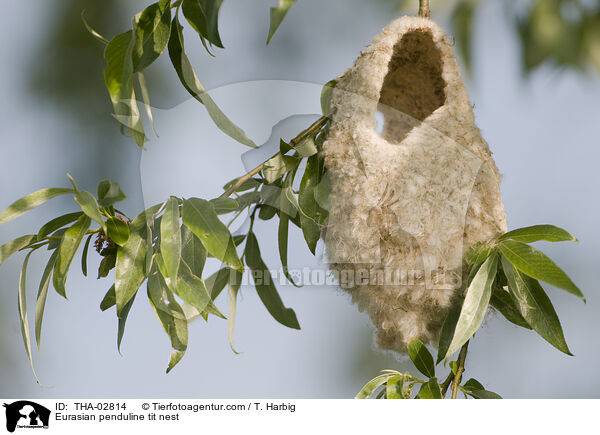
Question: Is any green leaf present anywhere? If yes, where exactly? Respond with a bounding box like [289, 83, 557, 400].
[498, 225, 578, 243]
[97, 253, 117, 278]
[97, 180, 127, 207]
[131, 0, 172, 72]
[0, 188, 74, 226]
[104, 30, 146, 148]
[278, 204, 300, 287]
[444, 254, 498, 360]
[449, 361, 459, 375]
[355, 374, 395, 399]
[173, 260, 213, 312]
[222, 177, 261, 193]
[461, 379, 502, 399]
[168, 16, 255, 148]
[147, 271, 188, 369]
[500, 257, 572, 355]
[244, 232, 300, 329]
[464, 241, 491, 266]
[167, 350, 186, 373]
[490, 285, 531, 329]
[106, 217, 130, 246]
[182, 198, 243, 271]
[205, 267, 231, 300]
[18, 250, 42, 384]
[115, 211, 149, 315]
[0, 235, 37, 267]
[263, 154, 299, 183]
[38, 212, 83, 239]
[386, 374, 405, 399]
[47, 228, 67, 250]
[407, 338, 435, 378]
[267, 0, 297, 44]
[81, 234, 93, 276]
[416, 378, 442, 399]
[498, 240, 584, 301]
[228, 269, 243, 354]
[298, 155, 321, 254]
[436, 300, 461, 364]
[320, 80, 337, 116]
[137, 72, 158, 136]
[53, 215, 92, 298]
[100, 285, 116, 311]
[182, 0, 224, 48]
[160, 197, 182, 284]
[294, 137, 317, 157]
[117, 289, 137, 353]
[74, 190, 107, 235]
[181, 224, 207, 278]
[35, 250, 58, 352]
[210, 197, 239, 214]
[463, 378, 484, 391]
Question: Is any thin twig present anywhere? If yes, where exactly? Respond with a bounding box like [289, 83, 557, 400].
[451, 341, 469, 399]
[218, 116, 328, 199]
[418, 0, 430, 18]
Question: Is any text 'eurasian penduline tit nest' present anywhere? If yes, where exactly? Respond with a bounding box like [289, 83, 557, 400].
[322, 16, 507, 354]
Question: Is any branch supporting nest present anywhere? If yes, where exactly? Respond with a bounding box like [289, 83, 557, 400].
[418, 0, 430, 18]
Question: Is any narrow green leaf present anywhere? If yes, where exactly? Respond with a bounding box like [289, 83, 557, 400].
[181, 224, 207, 278]
[222, 177, 261, 193]
[182, 0, 224, 48]
[106, 217, 130, 246]
[74, 190, 107, 235]
[182, 198, 243, 271]
[416, 378, 442, 399]
[137, 72, 158, 136]
[499, 240, 584, 301]
[498, 225, 578, 243]
[210, 197, 239, 214]
[320, 80, 337, 116]
[263, 154, 299, 183]
[267, 0, 297, 44]
[35, 250, 58, 352]
[501, 257, 572, 355]
[386, 375, 405, 399]
[355, 374, 394, 399]
[407, 339, 435, 378]
[0, 188, 74, 226]
[53, 215, 92, 298]
[167, 350, 185, 374]
[131, 0, 172, 72]
[47, 228, 67, 250]
[228, 269, 243, 354]
[490, 285, 531, 329]
[298, 155, 321, 254]
[97, 253, 117, 278]
[81, 234, 93, 277]
[445, 254, 498, 360]
[168, 16, 255, 148]
[278, 208, 300, 287]
[100, 285, 116, 311]
[449, 361, 459, 375]
[117, 290, 137, 353]
[18, 250, 42, 384]
[464, 389, 503, 399]
[294, 137, 317, 157]
[38, 212, 83, 239]
[245, 232, 300, 329]
[148, 271, 188, 357]
[436, 301, 461, 364]
[160, 197, 182, 284]
[173, 260, 213, 313]
[205, 267, 231, 300]
[0, 235, 37, 267]
[115, 212, 149, 315]
[104, 30, 146, 148]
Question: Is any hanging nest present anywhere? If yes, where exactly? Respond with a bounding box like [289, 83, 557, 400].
[322, 16, 507, 353]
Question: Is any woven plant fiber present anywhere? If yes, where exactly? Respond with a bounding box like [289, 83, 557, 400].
[322, 16, 507, 353]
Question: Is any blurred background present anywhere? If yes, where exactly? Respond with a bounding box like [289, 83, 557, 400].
[0, 0, 598, 398]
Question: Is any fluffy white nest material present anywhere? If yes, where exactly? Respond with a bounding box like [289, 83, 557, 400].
[322, 16, 507, 353]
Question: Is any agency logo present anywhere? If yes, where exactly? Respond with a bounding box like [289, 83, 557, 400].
[3, 401, 50, 433]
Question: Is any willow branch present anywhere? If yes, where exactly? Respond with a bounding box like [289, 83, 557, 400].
[440, 372, 454, 397]
[451, 341, 469, 399]
[418, 0, 430, 18]
[218, 115, 328, 199]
